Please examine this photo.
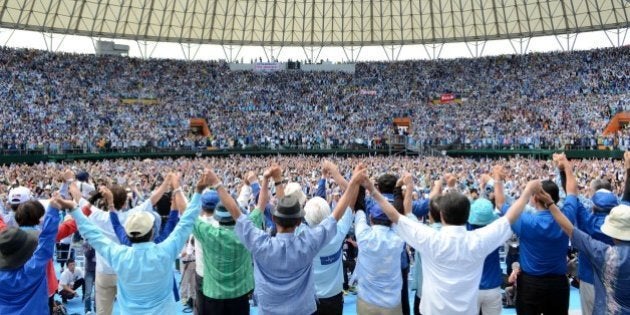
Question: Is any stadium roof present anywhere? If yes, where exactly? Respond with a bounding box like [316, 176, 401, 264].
[0, 0, 628, 47]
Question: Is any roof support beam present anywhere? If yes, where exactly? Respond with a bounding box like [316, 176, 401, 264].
[508, 37, 531, 54]
[342, 45, 362, 62]
[423, 43, 443, 60]
[180, 42, 201, 60]
[221, 44, 243, 62]
[604, 28, 628, 48]
[382, 44, 403, 61]
[464, 41, 486, 58]
[136, 40, 158, 59]
[262, 45, 283, 61]
[554, 33, 578, 51]
[302, 46, 323, 63]
[41, 32, 66, 52]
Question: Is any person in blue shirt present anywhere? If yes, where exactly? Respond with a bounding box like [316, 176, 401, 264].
[218, 163, 366, 315]
[507, 156, 578, 315]
[109, 178, 186, 302]
[468, 197, 502, 315]
[0, 201, 61, 315]
[62, 170, 213, 315]
[542, 184, 630, 315]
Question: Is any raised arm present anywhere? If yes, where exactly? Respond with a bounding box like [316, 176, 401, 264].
[109, 211, 131, 246]
[402, 173, 413, 215]
[363, 173, 402, 223]
[504, 180, 542, 225]
[622, 152, 630, 203]
[538, 190, 574, 237]
[492, 165, 507, 210]
[324, 160, 349, 191]
[25, 203, 61, 271]
[149, 173, 174, 206]
[330, 164, 365, 221]
[558, 155, 577, 195]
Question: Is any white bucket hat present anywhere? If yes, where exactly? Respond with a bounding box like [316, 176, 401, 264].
[601, 204, 630, 241]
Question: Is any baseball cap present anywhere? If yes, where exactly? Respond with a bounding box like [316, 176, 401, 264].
[591, 189, 619, 213]
[124, 212, 155, 237]
[8, 187, 32, 205]
[201, 190, 219, 211]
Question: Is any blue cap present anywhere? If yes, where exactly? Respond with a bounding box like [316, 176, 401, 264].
[592, 190, 618, 213]
[468, 198, 498, 226]
[201, 190, 219, 211]
[412, 199, 430, 218]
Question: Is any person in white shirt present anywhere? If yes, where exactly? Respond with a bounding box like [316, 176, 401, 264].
[58, 259, 85, 303]
[363, 174, 542, 315]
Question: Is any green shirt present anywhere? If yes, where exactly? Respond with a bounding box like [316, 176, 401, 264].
[192, 209, 263, 299]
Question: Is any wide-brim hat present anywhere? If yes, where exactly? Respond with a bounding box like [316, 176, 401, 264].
[0, 228, 38, 269]
[601, 204, 630, 241]
[272, 195, 305, 219]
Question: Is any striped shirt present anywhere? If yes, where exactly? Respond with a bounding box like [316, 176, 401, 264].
[193, 208, 263, 299]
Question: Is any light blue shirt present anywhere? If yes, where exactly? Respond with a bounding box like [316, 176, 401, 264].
[354, 210, 405, 308]
[70, 193, 201, 315]
[235, 213, 338, 315]
[311, 208, 354, 298]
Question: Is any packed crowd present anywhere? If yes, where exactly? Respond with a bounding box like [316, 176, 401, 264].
[0, 45, 628, 153]
[0, 154, 629, 315]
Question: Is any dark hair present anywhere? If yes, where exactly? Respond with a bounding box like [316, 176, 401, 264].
[155, 192, 172, 217]
[542, 180, 560, 204]
[272, 216, 302, 229]
[370, 216, 392, 227]
[590, 179, 612, 191]
[429, 197, 442, 223]
[376, 174, 398, 194]
[15, 200, 45, 226]
[129, 229, 154, 244]
[66, 258, 75, 265]
[110, 185, 128, 210]
[439, 192, 470, 226]
[469, 188, 478, 195]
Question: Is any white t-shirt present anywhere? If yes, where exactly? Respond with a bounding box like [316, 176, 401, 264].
[58, 267, 84, 291]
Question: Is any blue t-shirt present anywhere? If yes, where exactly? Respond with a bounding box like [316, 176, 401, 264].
[469, 224, 502, 289]
[511, 195, 578, 276]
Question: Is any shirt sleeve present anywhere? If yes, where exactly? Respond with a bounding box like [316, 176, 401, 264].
[472, 217, 513, 258]
[25, 206, 60, 272]
[154, 210, 180, 244]
[56, 220, 78, 242]
[354, 210, 371, 244]
[69, 206, 121, 268]
[393, 214, 437, 253]
[315, 178, 327, 199]
[303, 215, 338, 253]
[562, 195, 579, 224]
[571, 228, 608, 267]
[109, 211, 131, 246]
[249, 207, 265, 229]
[575, 198, 592, 233]
[158, 193, 202, 260]
[337, 208, 354, 236]
[235, 211, 269, 256]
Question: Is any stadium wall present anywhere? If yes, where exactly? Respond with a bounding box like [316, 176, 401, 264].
[0, 149, 624, 165]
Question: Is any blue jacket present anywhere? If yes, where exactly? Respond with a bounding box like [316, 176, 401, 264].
[0, 206, 60, 315]
[575, 200, 614, 284]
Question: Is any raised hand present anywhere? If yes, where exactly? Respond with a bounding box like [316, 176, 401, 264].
[402, 172, 413, 187]
[492, 165, 507, 180]
[624, 151, 630, 170]
[68, 181, 82, 202]
[99, 186, 114, 209]
[535, 190, 555, 208]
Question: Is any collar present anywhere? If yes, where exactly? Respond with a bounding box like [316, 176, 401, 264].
[440, 225, 467, 234]
[131, 242, 154, 248]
